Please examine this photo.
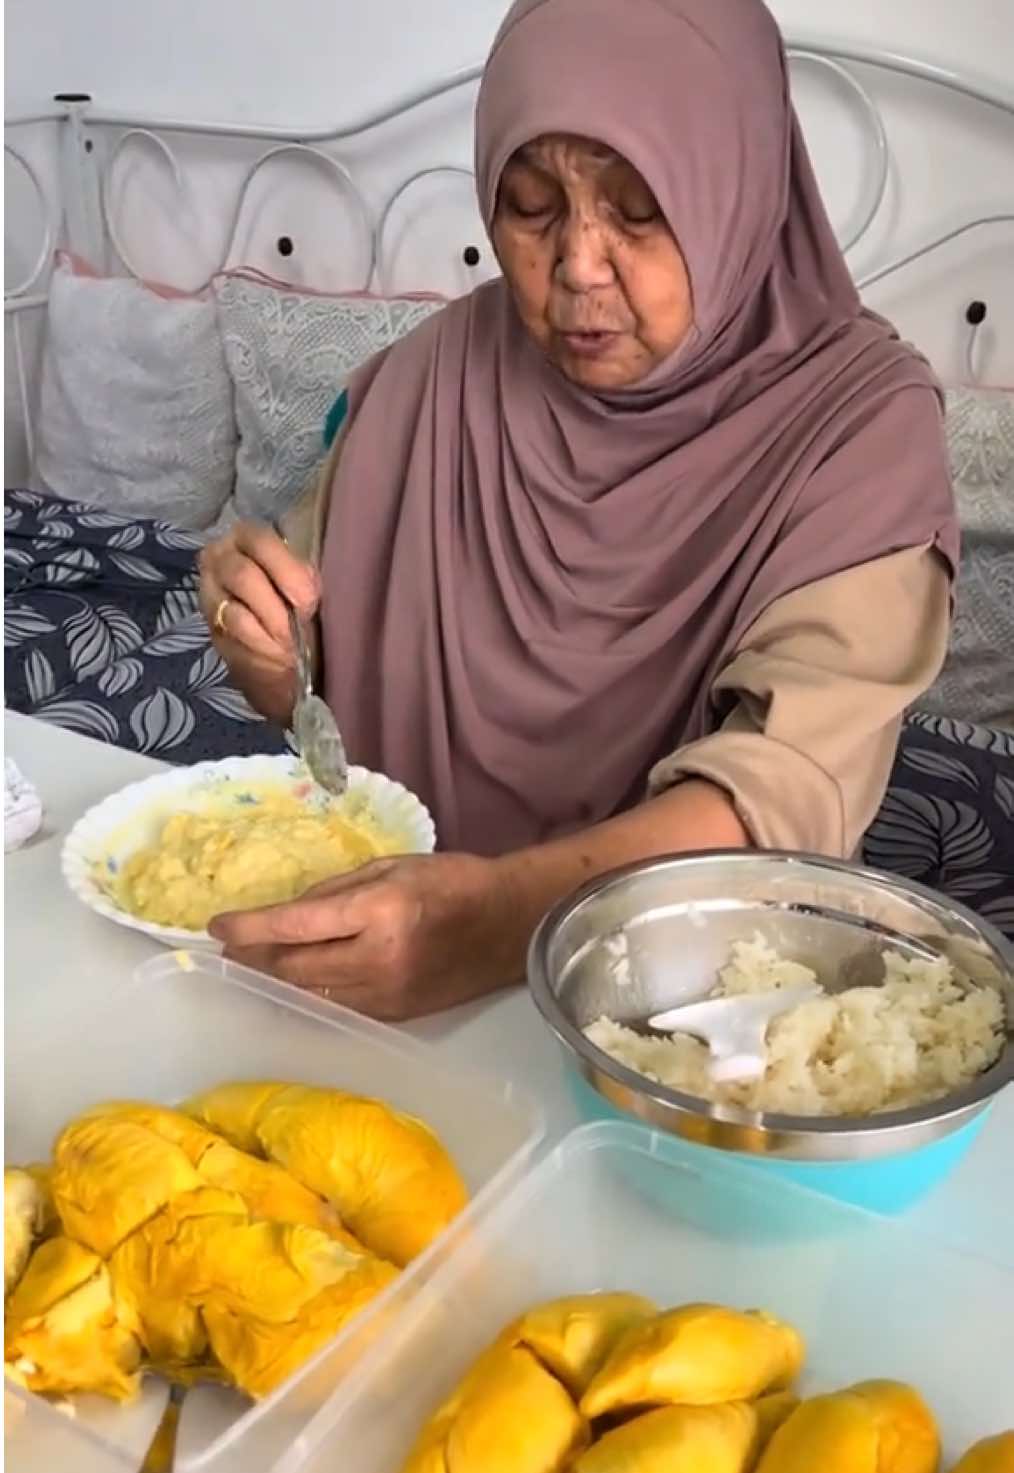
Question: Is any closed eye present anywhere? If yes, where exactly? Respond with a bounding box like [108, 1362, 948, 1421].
[501, 189, 558, 220]
[620, 205, 661, 226]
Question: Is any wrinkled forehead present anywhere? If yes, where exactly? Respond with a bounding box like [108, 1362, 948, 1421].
[509, 136, 617, 168]
[501, 135, 634, 185]
[476, 0, 791, 326]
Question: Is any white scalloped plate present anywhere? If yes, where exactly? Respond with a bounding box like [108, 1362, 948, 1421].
[61, 754, 436, 948]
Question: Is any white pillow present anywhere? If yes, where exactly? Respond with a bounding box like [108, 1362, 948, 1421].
[33, 257, 236, 532]
[917, 386, 1014, 730]
[213, 270, 445, 522]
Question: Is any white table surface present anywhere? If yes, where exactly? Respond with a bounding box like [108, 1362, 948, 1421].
[5, 709, 1013, 1271]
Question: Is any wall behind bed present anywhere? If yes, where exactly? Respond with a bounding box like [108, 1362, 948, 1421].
[6, 0, 1014, 483]
[7, 0, 1012, 121]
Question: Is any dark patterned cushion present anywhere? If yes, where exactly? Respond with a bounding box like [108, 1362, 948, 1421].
[865, 713, 1014, 937]
[4, 489, 282, 761]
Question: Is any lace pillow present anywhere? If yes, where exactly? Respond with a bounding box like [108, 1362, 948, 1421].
[213, 270, 445, 523]
[917, 386, 1014, 730]
[33, 257, 236, 532]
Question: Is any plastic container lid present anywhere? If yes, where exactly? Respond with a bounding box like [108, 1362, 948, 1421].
[4, 951, 543, 1473]
[292, 1120, 1014, 1472]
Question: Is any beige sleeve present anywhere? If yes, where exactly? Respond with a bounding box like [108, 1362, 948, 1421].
[648, 545, 952, 858]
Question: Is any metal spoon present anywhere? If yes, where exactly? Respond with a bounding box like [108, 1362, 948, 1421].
[137, 1382, 186, 1473]
[136, 1361, 240, 1473]
[286, 602, 349, 798]
[270, 520, 348, 798]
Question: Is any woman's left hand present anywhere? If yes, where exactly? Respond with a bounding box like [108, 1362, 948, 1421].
[208, 854, 519, 1021]
[209, 781, 749, 1021]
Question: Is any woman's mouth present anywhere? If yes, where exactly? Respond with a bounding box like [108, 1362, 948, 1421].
[558, 329, 620, 358]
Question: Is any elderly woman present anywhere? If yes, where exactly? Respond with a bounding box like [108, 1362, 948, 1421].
[199, 0, 956, 1019]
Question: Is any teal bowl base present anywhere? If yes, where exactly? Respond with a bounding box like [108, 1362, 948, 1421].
[568, 1073, 990, 1215]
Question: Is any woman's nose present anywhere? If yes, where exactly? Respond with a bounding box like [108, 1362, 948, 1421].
[555, 216, 615, 292]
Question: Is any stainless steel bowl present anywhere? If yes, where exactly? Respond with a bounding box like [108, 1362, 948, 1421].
[528, 851, 1014, 1161]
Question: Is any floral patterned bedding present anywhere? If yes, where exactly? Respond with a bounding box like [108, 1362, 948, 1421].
[5, 488, 1012, 938]
[4, 489, 283, 761]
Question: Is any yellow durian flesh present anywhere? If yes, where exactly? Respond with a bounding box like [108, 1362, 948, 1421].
[400, 1341, 589, 1473]
[4, 1237, 140, 1401]
[4, 1167, 55, 1297]
[202, 1247, 398, 1399]
[76, 1100, 219, 1162]
[71, 1100, 364, 1248]
[950, 1433, 1014, 1473]
[573, 1401, 758, 1472]
[756, 1391, 881, 1472]
[51, 1114, 204, 1256]
[580, 1303, 804, 1419]
[501, 1293, 658, 1398]
[187, 1080, 468, 1267]
[850, 1380, 941, 1473]
[189, 1219, 397, 1399]
[195, 1138, 359, 1244]
[9, 1081, 469, 1408]
[193, 1220, 379, 1320]
[185, 1080, 292, 1153]
[752, 1391, 801, 1458]
[756, 1381, 940, 1473]
[108, 1185, 248, 1365]
[110, 1188, 396, 1397]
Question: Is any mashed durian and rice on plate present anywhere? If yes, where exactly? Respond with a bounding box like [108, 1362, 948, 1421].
[102, 779, 406, 933]
[585, 936, 1006, 1118]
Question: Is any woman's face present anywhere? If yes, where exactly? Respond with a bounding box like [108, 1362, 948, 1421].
[492, 134, 693, 390]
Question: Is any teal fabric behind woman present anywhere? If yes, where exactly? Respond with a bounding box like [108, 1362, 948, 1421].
[323, 389, 349, 450]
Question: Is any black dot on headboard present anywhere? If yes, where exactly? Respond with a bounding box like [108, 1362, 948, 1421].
[966, 300, 988, 326]
[462, 246, 481, 267]
[277, 236, 295, 258]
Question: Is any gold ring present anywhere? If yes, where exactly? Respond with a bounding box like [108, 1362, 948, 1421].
[213, 597, 231, 636]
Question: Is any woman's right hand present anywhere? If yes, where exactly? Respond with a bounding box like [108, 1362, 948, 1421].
[199, 522, 319, 664]
[198, 523, 320, 716]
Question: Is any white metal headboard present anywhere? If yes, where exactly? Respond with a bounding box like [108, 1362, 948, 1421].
[5, 35, 1014, 469]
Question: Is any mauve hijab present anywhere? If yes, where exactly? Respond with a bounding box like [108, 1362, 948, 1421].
[320, 0, 957, 855]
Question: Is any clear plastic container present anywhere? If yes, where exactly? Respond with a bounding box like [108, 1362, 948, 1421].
[294, 1120, 1014, 1473]
[3, 951, 543, 1473]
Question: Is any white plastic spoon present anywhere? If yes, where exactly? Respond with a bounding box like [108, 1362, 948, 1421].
[646, 985, 822, 1083]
